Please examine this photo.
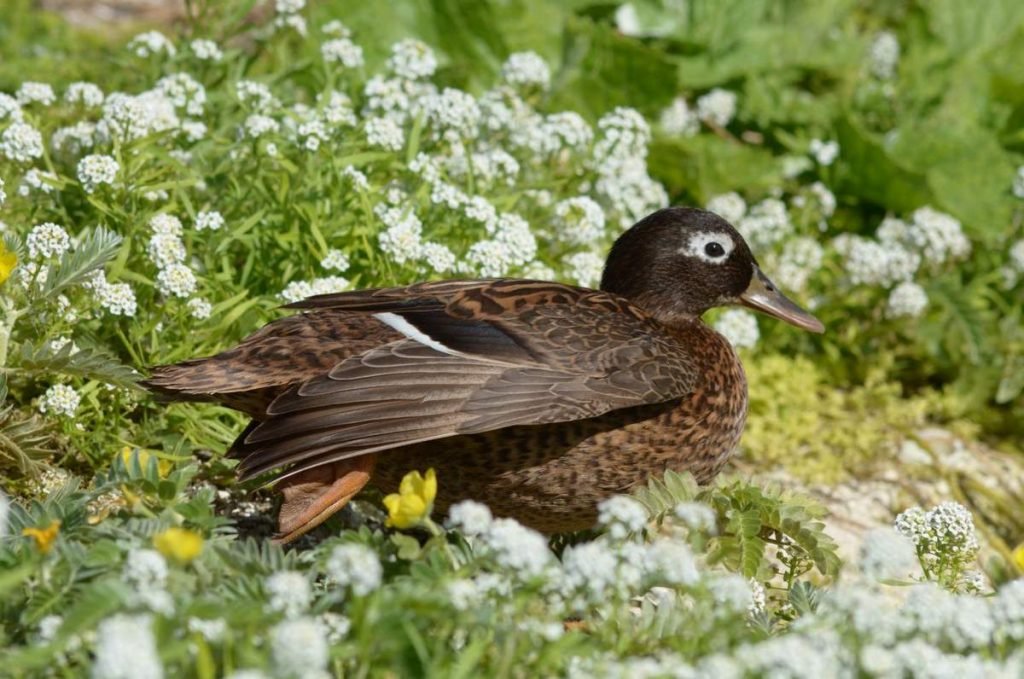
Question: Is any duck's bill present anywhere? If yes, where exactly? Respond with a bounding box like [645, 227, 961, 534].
[738, 267, 825, 333]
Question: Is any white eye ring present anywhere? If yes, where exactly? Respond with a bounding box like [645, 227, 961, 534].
[682, 231, 735, 264]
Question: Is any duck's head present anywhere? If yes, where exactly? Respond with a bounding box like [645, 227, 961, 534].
[600, 206, 824, 333]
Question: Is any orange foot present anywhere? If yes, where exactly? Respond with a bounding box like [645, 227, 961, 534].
[272, 455, 376, 545]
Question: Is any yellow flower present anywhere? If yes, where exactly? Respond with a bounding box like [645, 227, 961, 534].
[0, 242, 16, 285]
[119, 446, 172, 477]
[153, 527, 204, 565]
[22, 519, 61, 554]
[1013, 543, 1024, 573]
[383, 468, 437, 529]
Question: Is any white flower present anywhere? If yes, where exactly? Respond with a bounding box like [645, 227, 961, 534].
[446, 500, 493, 536]
[553, 197, 606, 246]
[673, 502, 717, 532]
[596, 496, 647, 540]
[156, 73, 206, 115]
[274, 12, 307, 35]
[992, 579, 1024, 643]
[809, 138, 840, 166]
[737, 198, 792, 249]
[0, 177, 5, 206]
[18, 168, 57, 197]
[908, 206, 971, 265]
[195, 210, 224, 232]
[190, 39, 223, 61]
[321, 38, 364, 68]
[92, 615, 163, 679]
[244, 114, 280, 138]
[38, 384, 81, 418]
[706, 192, 747, 224]
[467, 240, 514, 277]
[124, 549, 174, 615]
[319, 612, 350, 644]
[895, 502, 980, 568]
[593, 107, 650, 163]
[714, 309, 759, 349]
[421, 87, 481, 138]
[270, 617, 327, 679]
[265, 571, 311, 618]
[157, 263, 198, 298]
[561, 540, 622, 602]
[364, 116, 404, 151]
[644, 539, 699, 586]
[387, 39, 437, 80]
[127, 30, 176, 58]
[279, 276, 349, 303]
[869, 31, 900, 79]
[187, 298, 212, 320]
[27, 222, 71, 259]
[0, 93, 22, 121]
[420, 242, 456, 274]
[566, 251, 604, 288]
[77, 154, 119, 193]
[808, 181, 837, 218]
[836, 234, 920, 286]
[52, 121, 96, 154]
[1013, 166, 1024, 200]
[659, 97, 700, 137]
[859, 526, 919, 581]
[707, 573, 757, 615]
[147, 232, 186, 269]
[886, 281, 928, 319]
[16, 81, 56, 106]
[187, 618, 226, 642]
[1, 122, 44, 162]
[501, 52, 550, 90]
[696, 88, 737, 127]
[481, 518, 552, 579]
[326, 543, 382, 596]
[320, 249, 349, 272]
[340, 166, 368, 189]
[275, 0, 304, 13]
[88, 272, 138, 317]
[773, 237, 824, 292]
[236, 81, 278, 112]
[322, 20, 351, 37]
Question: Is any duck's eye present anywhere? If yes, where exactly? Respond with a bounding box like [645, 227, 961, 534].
[704, 242, 726, 258]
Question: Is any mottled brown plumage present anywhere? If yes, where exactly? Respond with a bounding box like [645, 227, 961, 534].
[143, 207, 823, 541]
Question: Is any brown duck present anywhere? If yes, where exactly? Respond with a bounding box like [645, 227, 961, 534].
[144, 207, 823, 543]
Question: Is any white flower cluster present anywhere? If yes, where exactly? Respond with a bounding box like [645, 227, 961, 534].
[18, 168, 56, 197]
[194, 210, 224, 232]
[479, 518, 553, 579]
[737, 198, 792, 250]
[714, 309, 760, 349]
[445, 500, 493, 536]
[1013, 165, 1024, 200]
[92, 614, 163, 679]
[64, 81, 105, 108]
[809, 138, 840, 166]
[895, 502, 980, 559]
[597, 496, 648, 540]
[500, 52, 551, 90]
[0, 122, 44, 162]
[696, 88, 738, 127]
[906, 206, 971, 265]
[265, 571, 311, 618]
[146, 214, 198, 299]
[319, 248, 349, 272]
[127, 30, 176, 58]
[705, 192, 747, 225]
[387, 39, 438, 80]
[84, 270, 138, 316]
[772, 237, 824, 292]
[156, 73, 207, 116]
[77, 154, 119, 193]
[326, 543, 383, 596]
[565, 250, 604, 287]
[17, 81, 55, 106]
[553, 196, 606, 245]
[273, 0, 307, 36]
[869, 31, 901, 80]
[658, 97, 700, 137]
[190, 39, 223, 62]
[123, 549, 174, 614]
[321, 38, 364, 68]
[270, 617, 328, 679]
[673, 501, 717, 533]
[26, 222, 71, 259]
[279, 276, 349, 303]
[38, 383, 81, 418]
[886, 280, 928, 319]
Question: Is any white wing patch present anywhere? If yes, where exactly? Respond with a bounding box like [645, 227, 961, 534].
[373, 312, 462, 356]
[681, 230, 736, 264]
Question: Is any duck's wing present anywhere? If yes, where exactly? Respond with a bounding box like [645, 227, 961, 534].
[233, 279, 699, 481]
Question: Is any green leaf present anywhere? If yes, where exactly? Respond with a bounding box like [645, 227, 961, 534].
[17, 341, 140, 388]
[37, 227, 122, 301]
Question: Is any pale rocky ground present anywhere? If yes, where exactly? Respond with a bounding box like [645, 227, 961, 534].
[757, 427, 1024, 569]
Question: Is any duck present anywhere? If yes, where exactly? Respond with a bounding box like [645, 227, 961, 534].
[143, 207, 823, 543]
